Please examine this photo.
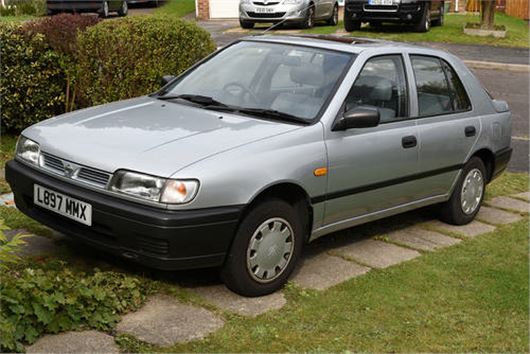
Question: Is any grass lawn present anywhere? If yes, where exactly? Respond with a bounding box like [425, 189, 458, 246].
[154, 0, 195, 18]
[302, 12, 530, 48]
[0, 15, 36, 22]
[116, 217, 529, 352]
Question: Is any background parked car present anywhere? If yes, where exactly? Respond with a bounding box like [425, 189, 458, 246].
[344, 0, 445, 32]
[47, 0, 128, 17]
[239, 0, 340, 29]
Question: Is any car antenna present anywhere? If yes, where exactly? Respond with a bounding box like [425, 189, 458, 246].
[260, 3, 316, 35]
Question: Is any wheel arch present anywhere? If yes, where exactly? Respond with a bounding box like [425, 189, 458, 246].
[470, 148, 495, 182]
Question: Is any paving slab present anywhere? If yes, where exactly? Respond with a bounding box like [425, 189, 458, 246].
[116, 294, 224, 346]
[331, 239, 420, 269]
[0, 192, 15, 208]
[488, 196, 530, 213]
[291, 253, 370, 290]
[513, 191, 530, 201]
[477, 206, 523, 225]
[194, 285, 286, 317]
[385, 227, 460, 252]
[426, 220, 495, 238]
[26, 330, 119, 353]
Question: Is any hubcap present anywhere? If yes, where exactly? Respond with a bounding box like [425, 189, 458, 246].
[460, 168, 484, 215]
[122, 1, 127, 12]
[246, 218, 294, 283]
[103, 1, 108, 15]
[333, 7, 338, 24]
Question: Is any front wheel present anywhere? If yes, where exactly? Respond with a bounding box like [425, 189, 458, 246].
[344, 12, 361, 31]
[414, 5, 431, 32]
[439, 157, 486, 225]
[432, 5, 444, 26]
[221, 199, 304, 297]
[99, 0, 110, 18]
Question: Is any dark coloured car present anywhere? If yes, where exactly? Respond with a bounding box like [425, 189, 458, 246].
[47, 0, 128, 17]
[344, 0, 445, 32]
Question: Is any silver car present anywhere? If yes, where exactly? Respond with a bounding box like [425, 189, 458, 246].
[239, 0, 339, 29]
[7, 36, 512, 296]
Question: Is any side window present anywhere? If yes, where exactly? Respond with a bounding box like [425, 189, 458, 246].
[411, 55, 472, 117]
[344, 55, 408, 123]
[441, 60, 472, 112]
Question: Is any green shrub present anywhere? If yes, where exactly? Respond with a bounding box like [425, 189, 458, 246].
[0, 262, 155, 352]
[77, 15, 216, 106]
[3, 0, 46, 16]
[0, 221, 30, 270]
[0, 24, 65, 132]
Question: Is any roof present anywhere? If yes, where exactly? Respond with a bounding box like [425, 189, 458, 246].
[242, 34, 435, 55]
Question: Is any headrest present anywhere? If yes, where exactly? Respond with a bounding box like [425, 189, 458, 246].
[355, 76, 393, 101]
[290, 64, 324, 86]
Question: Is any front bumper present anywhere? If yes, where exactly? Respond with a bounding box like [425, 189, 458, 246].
[47, 0, 102, 11]
[239, 3, 306, 22]
[345, 2, 424, 22]
[6, 160, 244, 270]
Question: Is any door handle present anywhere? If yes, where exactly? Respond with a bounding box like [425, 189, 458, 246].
[402, 135, 417, 149]
[465, 126, 476, 137]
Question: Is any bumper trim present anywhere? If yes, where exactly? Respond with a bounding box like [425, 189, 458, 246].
[6, 160, 244, 270]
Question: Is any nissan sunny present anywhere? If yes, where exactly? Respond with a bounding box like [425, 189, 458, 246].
[7, 36, 512, 296]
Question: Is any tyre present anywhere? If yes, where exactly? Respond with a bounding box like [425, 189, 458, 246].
[439, 157, 487, 225]
[221, 199, 305, 297]
[99, 0, 109, 18]
[240, 20, 255, 29]
[414, 5, 431, 32]
[117, 0, 128, 16]
[326, 4, 339, 26]
[344, 12, 361, 32]
[301, 6, 315, 29]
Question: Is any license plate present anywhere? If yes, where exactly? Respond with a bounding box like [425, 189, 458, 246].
[255, 7, 274, 13]
[369, 0, 393, 5]
[34, 184, 92, 226]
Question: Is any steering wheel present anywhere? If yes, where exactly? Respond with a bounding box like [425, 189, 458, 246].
[222, 82, 258, 105]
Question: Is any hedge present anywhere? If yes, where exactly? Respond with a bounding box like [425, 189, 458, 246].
[0, 16, 216, 132]
[77, 16, 216, 106]
[0, 24, 66, 131]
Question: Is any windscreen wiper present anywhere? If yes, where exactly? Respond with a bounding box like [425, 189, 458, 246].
[157, 94, 229, 108]
[236, 108, 310, 125]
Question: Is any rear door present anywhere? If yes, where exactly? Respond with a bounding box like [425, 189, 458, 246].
[408, 54, 478, 198]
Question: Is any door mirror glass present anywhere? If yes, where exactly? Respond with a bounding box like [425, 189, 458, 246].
[160, 75, 176, 87]
[333, 106, 380, 131]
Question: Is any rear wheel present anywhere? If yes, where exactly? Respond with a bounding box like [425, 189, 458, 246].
[99, 0, 110, 18]
[439, 157, 486, 225]
[221, 199, 304, 297]
[240, 20, 255, 29]
[414, 5, 431, 32]
[432, 5, 444, 26]
[344, 11, 361, 31]
[117, 0, 128, 16]
[326, 4, 339, 26]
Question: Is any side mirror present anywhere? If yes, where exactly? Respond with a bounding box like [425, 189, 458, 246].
[160, 75, 176, 87]
[332, 106, 380, 131]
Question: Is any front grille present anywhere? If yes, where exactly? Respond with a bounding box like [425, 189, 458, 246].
[247, 11, 285, 18]
[134, 235, 169, 256]
[77, 168, 111, 187]
[364, 4, 398, 11]
[42, 153, 65, 173]
[252, 1, 280, 5]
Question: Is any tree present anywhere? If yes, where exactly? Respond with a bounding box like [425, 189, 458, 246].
[480, 0, 496, 29]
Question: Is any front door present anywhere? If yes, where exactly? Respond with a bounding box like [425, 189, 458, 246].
[323, 54, 420, 226]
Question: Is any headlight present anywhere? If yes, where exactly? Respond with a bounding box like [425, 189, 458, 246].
[241, 0, 251, 4]
[15, 136, 40, 165]
[110, 171, 199, 204]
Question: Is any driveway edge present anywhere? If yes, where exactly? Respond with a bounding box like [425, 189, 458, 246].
[464, 60, 530, 73]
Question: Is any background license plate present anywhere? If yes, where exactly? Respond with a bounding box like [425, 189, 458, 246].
[369, 0, 393, 5]
[255, 7, 274, 13]
[34, 184, 92, 226]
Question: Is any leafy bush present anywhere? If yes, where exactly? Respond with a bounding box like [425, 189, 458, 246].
[0, 221, 29, 270]
[77, 15, 216, 106]
[23, 14, 101, 112]
[2, 0, 46, 16]
[0, 262, 154, 352]
[0, 24, 65, 132]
